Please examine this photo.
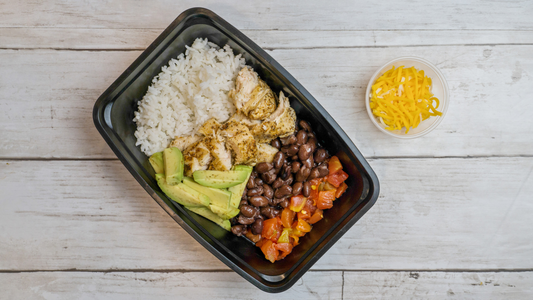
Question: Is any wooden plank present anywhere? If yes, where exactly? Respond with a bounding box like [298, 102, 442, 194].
[0, 271, 343, 299]
[343, 271, 533, 299]
[1, 45, 532, 158]
[2, 28, 533, 50]
[1, 0, 532, 30]
[1, 157, 532, 271]
[0, 271, 531, 299]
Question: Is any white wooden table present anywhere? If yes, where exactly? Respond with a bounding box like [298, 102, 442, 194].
[1, 1, 533, 298]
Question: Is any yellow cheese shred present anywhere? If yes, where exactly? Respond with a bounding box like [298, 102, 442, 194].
[370, 66, 442, 133]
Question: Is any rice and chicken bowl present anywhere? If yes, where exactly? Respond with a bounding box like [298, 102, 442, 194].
[132, 38, 350, 263]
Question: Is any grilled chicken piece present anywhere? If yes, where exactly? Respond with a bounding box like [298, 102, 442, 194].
[228, 112, 262, 128]
[254, 143, 279, 164]
[198, 118, 221, 137]
[251, 91, 296, 143]
[169, 135, 202, 152]
[183, 140, 212, 177]
[205, 137, 233, 171]
[229, 67, 277, 120]
[219, 120, 258, 165]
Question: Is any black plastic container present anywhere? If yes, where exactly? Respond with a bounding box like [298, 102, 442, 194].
[93, 7, 379, 293]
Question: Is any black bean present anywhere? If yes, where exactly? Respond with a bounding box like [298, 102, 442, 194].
[246, 177, 256, 189]
[273, 151, 285, 169]
[274, 185, 292, 198]
[251, 219, 264, 235]
[303, 155, 314, 169]
[308, 132, 316, 139]
[292, 182, 303, 195]
[295, 166, 311, 182]
[238, 214, 255, 225]
[261, 172, 277, 184]
[262, 184, 274, 199]
[240, 205, 256, 218]
[256, 162, 273, 174]
[280, 134, 295, 146]
[281, 165, 292, 180]
[283, 174, 294, 186]
[298, 143, 313, 161]
[292, 155, 299, 160]
[288, 144, 299, 156]
[272, 177, 284, 189]
[308, 167, 320, 181]
[271, 139, 281, 149]
[231, 225, 246, 236]
[279, 198, 290, 208]
[261, 207, 275, 219]
[317, 163, 329, 177]
[247, 186, 263, 197]
[251, 170, 258, 178]
[302, 181, 312, 197]
[299, 120, 312, 132]
[271, 208, 281, 218]
[249, 196, 269, 207]
[314, 148, 328, 163]
[296, 130, 308, 145]
[254, 177, 263, 186]
[291, 161, 301, 173]
[239, 199, 248, 207]
[307, 138, 317, 153]
[272, 197, 285, 205]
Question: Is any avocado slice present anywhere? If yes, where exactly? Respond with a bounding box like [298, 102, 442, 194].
[163, 147, 184, 185]
[209, 204, 240, 219]
[185, 206, 231, 231]
[156, 174, 210, 207]
[182, 177, 232, 209]
[193, 170, 248, 189]
[149, 151, 165, 175]
[228, 165, 253, 209]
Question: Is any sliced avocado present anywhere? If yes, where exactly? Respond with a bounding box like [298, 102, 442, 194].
[209, 204, 240, 219]
[163, 147, 184, 185]
[193, 170, 248, 189]
[185, 206, 231, 231]
[156, 174, 210, 207]
[149, 151, 164, 175]
[182, 177, 232, 209]
[228, 165, 253, 209]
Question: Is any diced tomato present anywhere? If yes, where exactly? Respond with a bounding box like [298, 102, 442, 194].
[262, 218, 282, 242]
[327, 170, 349, 187]
[289, 195, 307, 212]
[323, 181, 337, 191]
[274, 242, 293, 260]
[309, 179, 322, 202]
[328, 156, 343, 175]
[260, 240, 279, 263]
[317, 190, 335, 210]
[278, 228, 292, 244]
[308, 209, 323, 224]
[281, 207, 296, 228]
[297, 210, 310, 220]
[296, 219, 312, 233]
[245, 231, 262, 243]
[335, 181, 348, 198]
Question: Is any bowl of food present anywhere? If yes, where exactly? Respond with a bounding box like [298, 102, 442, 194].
[93, 7, 379, 293]
[365, 56, 449, 138]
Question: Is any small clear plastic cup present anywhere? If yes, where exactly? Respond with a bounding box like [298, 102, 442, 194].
[365, 56, 449, 138]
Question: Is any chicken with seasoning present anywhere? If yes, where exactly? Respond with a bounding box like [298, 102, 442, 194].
[169, 66, 297, 176]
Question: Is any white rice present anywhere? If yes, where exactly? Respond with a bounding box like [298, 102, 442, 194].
[133, 38, 246, 156]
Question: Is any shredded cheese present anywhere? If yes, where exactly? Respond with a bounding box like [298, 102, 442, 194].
[370, 66, 442, 133]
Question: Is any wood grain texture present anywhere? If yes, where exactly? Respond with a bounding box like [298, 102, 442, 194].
[1, 44, 532, 158]
[0, 271, 343, 299]
[2, 29, 533, 50]
[0, 271, 531, 299]
[1, 0, 532, 30]
[343, 271, 533, 299]
[1, 157, 531, 271]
